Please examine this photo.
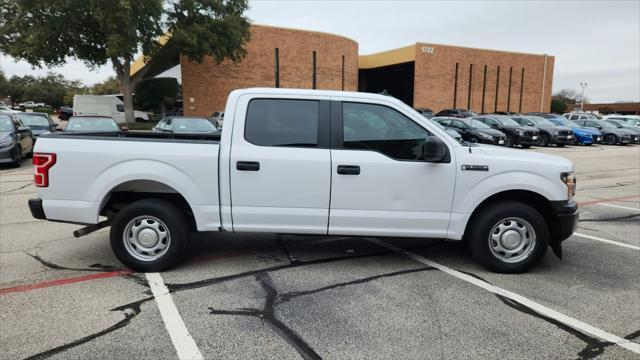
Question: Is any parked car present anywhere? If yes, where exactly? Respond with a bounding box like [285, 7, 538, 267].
[434, 117, 506, 145]
[58, 106, 74, 121]
[18, 101, 46, 108]
[64, 115, 124, 133]
[415, 108, 435, 119]
[574, 119, 633, 145]
[493, 111, 520, 116]
[28, 88, 578, 273]
[73, 95, 150, 123]
[604, 119, 640, 143]
[153, 116, 219, 134]
[435, 109, 477, 118]
[0, 105, 20, 113]
[0, 113, 34, 165]
[14, 112, 57, 142]
[510, 115, 573, 147]
[565, 113, 600, 121]
[543, 115, 601, 145]
[473, 115, 539, 148]
[428, 118, 463, 143]
[604, 115, 640, 127]
[211, 111, 225, 129]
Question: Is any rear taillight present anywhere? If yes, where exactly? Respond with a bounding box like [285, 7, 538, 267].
[33, 153, 56, 187]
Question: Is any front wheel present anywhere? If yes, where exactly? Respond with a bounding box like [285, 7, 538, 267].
[12, 145, 22, 166]
[110, 198, 190, 272]
[604, 134, 618, 145]
[505, 135, 515, 147]
[467, 201, 549, 273]
[539, 134, 550, 147]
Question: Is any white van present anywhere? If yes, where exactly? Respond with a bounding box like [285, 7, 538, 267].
[72, 95, 150, 124]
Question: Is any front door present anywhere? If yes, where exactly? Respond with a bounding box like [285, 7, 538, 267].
[229, 97, 332, 234]
[329, 100, 456, 238]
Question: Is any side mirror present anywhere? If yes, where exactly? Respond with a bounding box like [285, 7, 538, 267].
[18, 126, 30, 132]
[120, 126, 129, 132]
[422, 136, 450, 163]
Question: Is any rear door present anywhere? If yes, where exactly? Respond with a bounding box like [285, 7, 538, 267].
[229, 96, 332, 234]
[328, 100, 456, 237]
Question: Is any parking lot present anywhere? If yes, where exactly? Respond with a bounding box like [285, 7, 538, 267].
[0, 144, 638, 360]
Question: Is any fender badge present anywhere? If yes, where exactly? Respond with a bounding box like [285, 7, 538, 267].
[461, 165, 489, 171]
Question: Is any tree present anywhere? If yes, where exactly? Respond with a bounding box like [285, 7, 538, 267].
[134, 77, 180, 117]
[550, 99, 568, 114]
[553, 88, 588, 105]
[92, 77, 120, 95]
[0, 0, 250, 122]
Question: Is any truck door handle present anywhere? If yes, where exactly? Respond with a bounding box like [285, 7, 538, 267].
[236, 161, 260, 171]
[337, 165, 360, 175]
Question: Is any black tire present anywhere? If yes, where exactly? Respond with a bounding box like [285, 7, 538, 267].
[467, 201, 549, 273]
[604, 134, 617, 145]
[557, 143, 565, 147]
[469, 136, 479, 143]
[12, 145, 22, 166]
[110, 198, 190, 272]
[505, 134, 515, 147]
[135, 117, 145, 123]
[521, 144, 532, 149]
[539, 134, 550, 147]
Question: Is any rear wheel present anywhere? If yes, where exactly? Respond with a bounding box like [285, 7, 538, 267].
[467, 201, 549, 273]
[521, 144, 532, 149]
[469, 136, 479, 143]
[110, 198, 190, 272]
[135, 117, 145, 123]
[12, 145, 22, 166]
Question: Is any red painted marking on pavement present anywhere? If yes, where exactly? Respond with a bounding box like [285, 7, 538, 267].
[0, 270, 133, 296]
[578, 194, 640, 206]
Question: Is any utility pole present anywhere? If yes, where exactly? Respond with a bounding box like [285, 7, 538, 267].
[579, 82, 588, 112]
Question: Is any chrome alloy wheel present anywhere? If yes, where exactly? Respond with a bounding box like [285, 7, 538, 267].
[123, 216, 171, 262]
[488, 217, 536, 263]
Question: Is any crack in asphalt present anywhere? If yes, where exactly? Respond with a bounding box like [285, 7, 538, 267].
[209, 267, 435, 360]
[22, 298, 150, 360]
[457, 270, 640, 359]
[0, 182, 33, 194]
[579, 213, 640, 222]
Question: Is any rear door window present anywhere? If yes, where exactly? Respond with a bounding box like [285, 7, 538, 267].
[245, 99, 319, 147]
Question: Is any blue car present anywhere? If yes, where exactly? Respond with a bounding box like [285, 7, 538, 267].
[546, 116, 602, 145]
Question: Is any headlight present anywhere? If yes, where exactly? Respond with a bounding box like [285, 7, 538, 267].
[561, 172, 576, 199]
[518, 130, 525, 135]
[553, 129, 559, 135]
[479, 132, 493, 139]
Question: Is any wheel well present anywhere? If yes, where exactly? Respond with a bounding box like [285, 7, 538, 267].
[464, 190, 559, 241]
[100, 180, 196, 229]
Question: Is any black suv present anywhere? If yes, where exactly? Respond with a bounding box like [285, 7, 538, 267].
[473, 115, 539, 148]
[434, 117, 507, 145]
[511, 115, 573, 147]
[435, 109, 477, 118]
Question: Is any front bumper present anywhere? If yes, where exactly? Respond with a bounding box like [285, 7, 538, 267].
[29, 198, 46, 220]
[550, 200, 578, 242]
[0, 142, 19, 163]
[551, 134, 573, 144]
[516, 135, 539, 145]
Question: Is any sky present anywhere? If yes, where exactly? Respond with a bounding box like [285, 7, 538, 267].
[1, 0, 638, 103]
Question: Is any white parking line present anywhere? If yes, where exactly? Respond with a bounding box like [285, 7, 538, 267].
[146, 272, 204, 360]
[367, 238, 640, 355]
[597, 203, 640, 212]
[573, 232, 640, 251]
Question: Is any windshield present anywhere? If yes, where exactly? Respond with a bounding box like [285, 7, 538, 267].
[172, 118, 217, 133]
[15, 113, 50, 127]
[66, 117, 119, 132]
[0, 116, 13, 132]
[470, 119, 490, 129]
[528, 116, 555, 126]
[498, 117, 520, 126]
[609, 121, 634, 129]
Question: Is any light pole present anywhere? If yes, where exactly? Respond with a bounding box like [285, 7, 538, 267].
[579, 82, 588, 112]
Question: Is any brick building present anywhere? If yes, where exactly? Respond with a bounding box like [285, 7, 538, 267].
[133, 25, 554, 116]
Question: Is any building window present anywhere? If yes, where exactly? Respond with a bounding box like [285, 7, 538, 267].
[468, 64, 474, 110]
[494, 65, 501, 112]
[274, 48, 280, 88]
[481, 65, 487, 114]
[312, 51, 317, 89]
[453, 63, 459, 108]
[519, 68, 525, 112]
[507, 66, 513, 111]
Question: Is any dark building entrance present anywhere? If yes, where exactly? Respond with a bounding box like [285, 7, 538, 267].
[358, 61, 415, 106]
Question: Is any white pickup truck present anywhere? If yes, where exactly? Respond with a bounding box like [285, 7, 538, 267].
[29, 88, 578, 273]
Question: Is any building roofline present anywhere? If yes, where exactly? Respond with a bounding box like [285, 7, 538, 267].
[250, 23, 358, 44]
[414, 41, 553, 58]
